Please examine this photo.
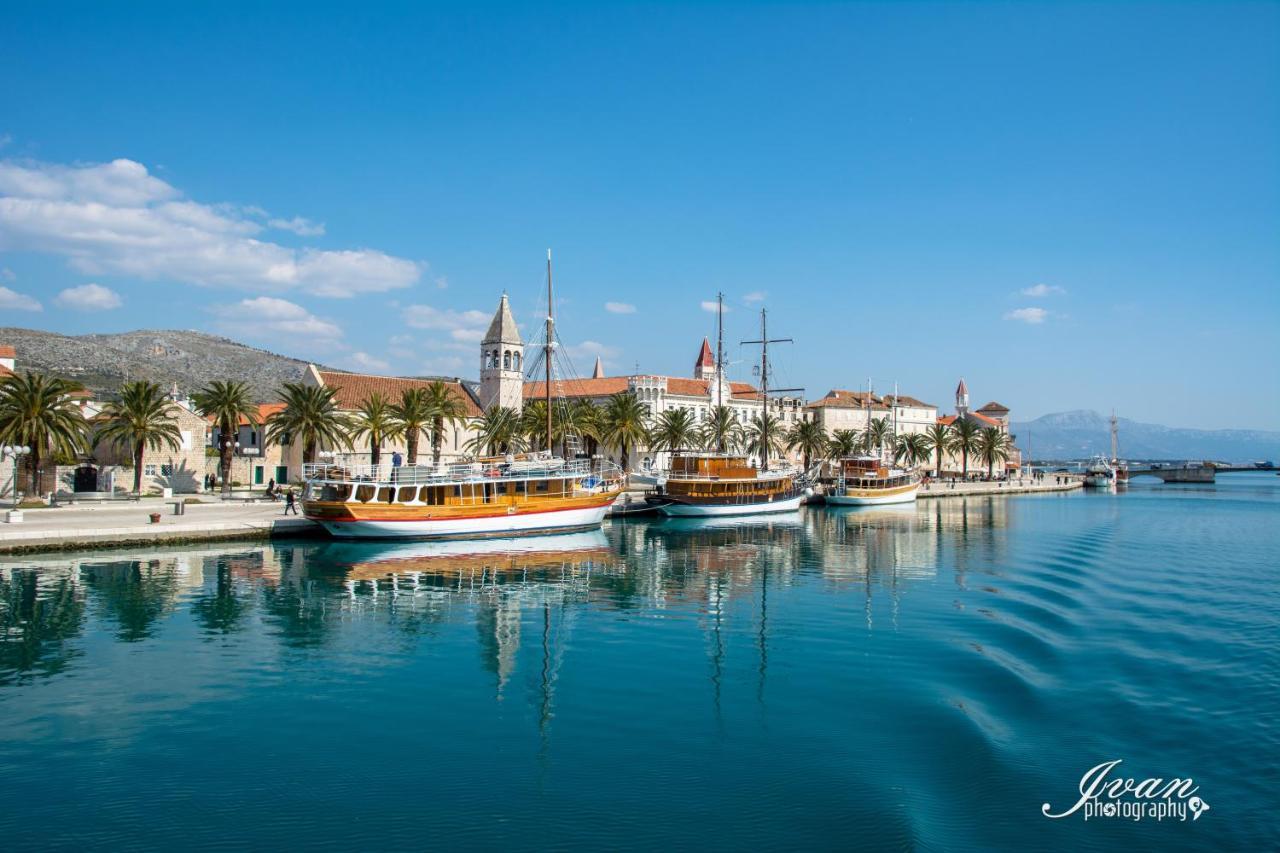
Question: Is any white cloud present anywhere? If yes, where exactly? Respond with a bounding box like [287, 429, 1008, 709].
[565, 340, 621, 366]
[1020, 283, 1066, 297]
[404, 304, 490, 343]
[268, 216, 325, 237]
[54, 282, 122, 311]
[1004, 307, 1048, 324]
[211, 297, 343, 341]
[0, 285, 41, 311]
[605, 301, 636, 314]
[419, 355, 466, 375]
[701, 300, 730, 313]
[743, 291, 765, 303]
[344, 351, 390, 373]
[0, 157, 421, 297]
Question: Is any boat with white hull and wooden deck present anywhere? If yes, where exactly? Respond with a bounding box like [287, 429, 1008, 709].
[303, 456, 624, 539]
[823, 456, 921, 506]
[650, 453, 805, 517]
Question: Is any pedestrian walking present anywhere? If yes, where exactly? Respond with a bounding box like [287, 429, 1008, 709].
[284, 488, 298, 515]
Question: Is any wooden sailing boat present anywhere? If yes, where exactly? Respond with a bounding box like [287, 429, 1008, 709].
[653, 299, 806, 517]
[302, 251, 625, 539]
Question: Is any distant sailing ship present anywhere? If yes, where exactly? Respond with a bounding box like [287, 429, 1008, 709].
[303, 252, 624, 539]
[649, 297, 806, 518]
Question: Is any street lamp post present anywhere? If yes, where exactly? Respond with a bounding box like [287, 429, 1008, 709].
[3, 445, 32, 518]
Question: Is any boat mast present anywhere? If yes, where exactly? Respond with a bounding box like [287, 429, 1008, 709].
[545, 249, 554, 454]
[1110, 410, 1119, 463]
[716, 292, 726, 452]
[741, 307, 797, 472]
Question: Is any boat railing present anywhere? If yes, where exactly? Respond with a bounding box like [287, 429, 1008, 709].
[662, 465, 799, 482]
[304, 457, 622, 487]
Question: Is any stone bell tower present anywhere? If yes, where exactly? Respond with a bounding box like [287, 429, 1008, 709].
[479, 294, 524, 411]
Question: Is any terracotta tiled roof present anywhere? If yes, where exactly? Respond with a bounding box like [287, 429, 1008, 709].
[882, 394, 935, 409]
[523, 375, 760, 401]
[317, 370, 482, 417]
[0, 345, 15, 358]
[971, 411, 1001, 426]
[976, 401, 1009, 413]
[524, 377, 631, 399]
[0, 364, 11, 378]
[938, 415, 958, 425]
[695, 338, 714, 369]
[806, 390, 888, 410]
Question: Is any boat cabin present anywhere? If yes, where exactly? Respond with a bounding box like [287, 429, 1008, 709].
[669, 454, 759, 481]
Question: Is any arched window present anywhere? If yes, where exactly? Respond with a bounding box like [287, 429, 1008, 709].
[503, 351, 511, 369]
[483, 351, 492, 370]
[512, 351, 521, 371]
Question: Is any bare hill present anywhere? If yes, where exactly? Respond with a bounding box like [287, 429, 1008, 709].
[0, 327, 323, 401]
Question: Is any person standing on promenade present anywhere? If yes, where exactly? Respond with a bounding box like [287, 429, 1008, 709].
[284, 488, 298, 515]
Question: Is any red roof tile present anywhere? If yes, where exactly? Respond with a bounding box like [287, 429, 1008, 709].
[0, 345, 15, 358]
[976, 401, 1009, 413]
[695, 338, 714, 370]
[523, 375, 759, 401]
[316, 370, 482, 417]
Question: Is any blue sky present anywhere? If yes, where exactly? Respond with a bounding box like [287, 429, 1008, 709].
[0, 1, 1276, 429]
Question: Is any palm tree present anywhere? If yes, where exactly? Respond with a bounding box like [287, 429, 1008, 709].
[948, 418, 981, 478]
[924, 421, 952, 478]
[829, 429, 861, 459]
[352, 392, 400, 467]
[864, 416, 893, 459]
[699, 405, 741, 453]
[649, 408, 698, 454]
[785, 419, 828, 470]
[745, 414, 784, 466]
[0, 372, 90, 498]
[519, 400, 550, 451]
[894, 432, 932, 470]
[391, 387, 433, 465]
[192, 380, 259, 499]
[97, 381, 183, 496]
[422, 380, 468, 465]
[465, 406, 525, 456]
[266, 383, 351, 465]
[602, 392, 649, 469]
[570, 399, 605, 458]
[976, 426, 1011, 479]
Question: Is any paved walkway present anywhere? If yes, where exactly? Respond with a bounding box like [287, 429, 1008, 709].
[0, 498, 318, 554]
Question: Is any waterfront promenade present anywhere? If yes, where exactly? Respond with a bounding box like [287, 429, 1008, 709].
[918, 475, 1082, 499]
[0, 499, 317, 554]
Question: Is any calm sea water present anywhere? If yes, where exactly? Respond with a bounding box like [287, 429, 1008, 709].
[2, 474, 1277, 851]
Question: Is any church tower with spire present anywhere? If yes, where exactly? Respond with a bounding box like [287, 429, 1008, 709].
[479, 294, 524, 412]
[955, 377, 970, 417]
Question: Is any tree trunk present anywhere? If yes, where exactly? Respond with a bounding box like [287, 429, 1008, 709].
[432, 417, 443, 465]
[220, 418, 233, 499]
[371, 437, 380, 467]
[134, 441, 144, 495]
[407, 430, 419, 466]
[304, 437, 316, 465]
[28, 445, 41, 498]
[936, 448, 942, 479]
[962, 449, 969, 477]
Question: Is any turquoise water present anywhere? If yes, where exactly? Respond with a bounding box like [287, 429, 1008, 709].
[2, 474, 1276, 851]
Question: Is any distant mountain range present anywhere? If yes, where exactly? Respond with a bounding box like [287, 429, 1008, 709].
[1012, 410, 1280, 463]
[0, 327, 323, 401]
